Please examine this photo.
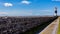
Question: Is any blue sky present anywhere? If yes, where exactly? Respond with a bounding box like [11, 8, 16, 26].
[0, 0, 60, 16]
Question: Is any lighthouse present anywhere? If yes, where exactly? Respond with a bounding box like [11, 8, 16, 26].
[54, 7, 57, 16]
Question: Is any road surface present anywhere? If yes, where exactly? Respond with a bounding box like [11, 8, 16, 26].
[39, 17, 59, 34]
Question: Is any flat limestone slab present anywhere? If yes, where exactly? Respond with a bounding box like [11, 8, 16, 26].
[39, 18, 59, 34]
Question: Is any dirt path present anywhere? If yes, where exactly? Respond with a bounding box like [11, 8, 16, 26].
[39, 17, 59, 34]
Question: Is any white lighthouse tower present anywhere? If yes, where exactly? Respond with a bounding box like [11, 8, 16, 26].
[54, 7, 57, 16]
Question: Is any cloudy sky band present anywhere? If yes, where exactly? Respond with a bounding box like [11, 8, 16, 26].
[0, 0, 60, 16]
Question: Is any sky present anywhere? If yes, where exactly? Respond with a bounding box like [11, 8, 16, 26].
[0, 0, 60, 16]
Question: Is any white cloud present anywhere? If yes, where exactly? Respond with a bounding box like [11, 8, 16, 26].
[4, 3, 13, 7]
[0, 12, 8, 15]
[21, 0, 31, 5]
[7, 10, 33, 16]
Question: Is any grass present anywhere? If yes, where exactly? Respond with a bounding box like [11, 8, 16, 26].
[57, 18, 60, 34]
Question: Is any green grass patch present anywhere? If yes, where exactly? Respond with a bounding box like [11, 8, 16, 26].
[57, 18, 60, 34]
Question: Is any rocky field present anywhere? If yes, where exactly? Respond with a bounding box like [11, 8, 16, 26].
[0, 16, 58, 34]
